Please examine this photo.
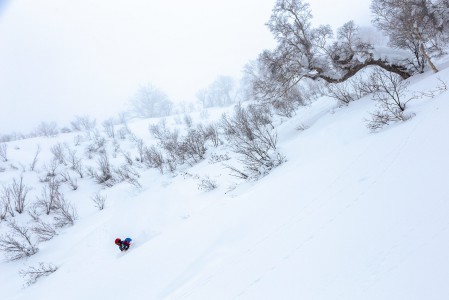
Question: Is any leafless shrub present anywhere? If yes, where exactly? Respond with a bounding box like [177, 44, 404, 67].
[102, 118, 115, 138]
[366, 69, 415, 131]
[113, 165, 141, 188]
[29, 145, 41, 171]
[19, 262, 58, 286]
[85, 166, 96, 178]
[0, 143, 7, 162]
[221, 105, 285, 179]
[295, 123, 309, 131]
[0, 221, 39, 261]
[60, 171, 78, 190]
[121, 150, 134, 166]
[31, 219, 58, 242]
[0, 202, 8, 222]
[181, 171, 200, 180]
[42, 160, 59, 183]
[197, 176, 218, 191]
[183, 114, 193, 128]
[181, 128, 207, 165]
[94, 152, 113, 186]
[223, 163, 249, 180]
[35, 178, 61, 215]
[85, 135, 106, 158]
[27, 207, 41, 222]
[202, 123, 222, 147]
[135, 139, 145, 163]
[66, 148, 83, 178]
[327, 80, 359, 104]
[35, 121, 58, 137]
[50, 143, 67, 165]
[414, 77, 448, 99]
[53, 195, 77, 228]
[1, 186, 15, 218]
[117, 127, 129, 140]
[327, 74, 380, 105]
[91, 193, 107, 210]
[9, 177, 31, 214]
[73, 135, 83, 146]
[142, 145, 165, 173]
[150, 121, 182, 165]
[208, 153, 230, 164]
[70, 115, 96, 132]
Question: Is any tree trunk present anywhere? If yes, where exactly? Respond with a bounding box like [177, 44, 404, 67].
[420, 43, 439, 73]
[311, 58, 412, 83]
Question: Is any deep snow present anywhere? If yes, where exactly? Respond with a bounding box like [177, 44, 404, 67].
[1, 66, 449, 300]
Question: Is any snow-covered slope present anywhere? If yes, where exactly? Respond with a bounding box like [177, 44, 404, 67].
[1, 67, 449, 300]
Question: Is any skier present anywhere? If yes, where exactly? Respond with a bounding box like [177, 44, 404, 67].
[115, 237, 132, 251]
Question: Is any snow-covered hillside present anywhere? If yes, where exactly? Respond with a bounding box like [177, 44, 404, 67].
[1, 66, 449, 300]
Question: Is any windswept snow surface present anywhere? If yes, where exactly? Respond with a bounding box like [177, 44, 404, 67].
[1, 68, 449, 299]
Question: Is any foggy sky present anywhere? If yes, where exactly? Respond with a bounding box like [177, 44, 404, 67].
[0, 0, 371, 134]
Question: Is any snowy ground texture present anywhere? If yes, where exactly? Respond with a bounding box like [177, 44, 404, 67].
[1, 65, 449, 300]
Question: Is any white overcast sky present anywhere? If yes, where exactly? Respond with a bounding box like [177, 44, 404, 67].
[0, 0, 371, 133]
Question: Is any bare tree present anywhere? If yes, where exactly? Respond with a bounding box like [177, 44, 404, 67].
[70, 115, 96, 132]
[19, 262, 58, 286]
[248, 0, 412, 113]
[130, 84, 173, 118]
[371, 0, 449, 73]
[34, 121, 58, 137]
[0, 221, 38, 261]
[197, 75, 236, 108]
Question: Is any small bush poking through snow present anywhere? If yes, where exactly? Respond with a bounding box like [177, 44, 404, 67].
[366, 69, 415, 131]
[198, 176, 218, 191]
[0, 221, 39, 261]
[92, 193, 107, 210]
[19, 262, 58, 286]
